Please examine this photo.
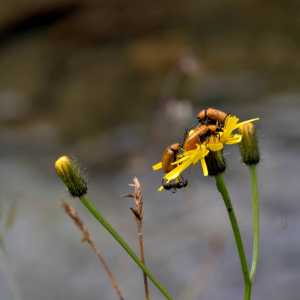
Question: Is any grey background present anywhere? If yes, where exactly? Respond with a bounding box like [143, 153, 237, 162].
[0, 1, 299, 300]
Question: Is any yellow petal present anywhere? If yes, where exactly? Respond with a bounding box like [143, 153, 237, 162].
[234, 118, 259, 129]
[220, 116, 239, 143]
[171, 155, 191, 164]
[191, 148, 208, 164]
[164, 163, 186, 182]
[207, 143, 224, 151]
[225, 134, 242, 144]
[200, 157, 208, 176]
[164, 151, 203, 182]
[227, 116, 240, 129]
[153, 162, 162, 170]
[225, 139, 241, 145]
[158, 186, 163, 191]
[162, 145, 209, 183]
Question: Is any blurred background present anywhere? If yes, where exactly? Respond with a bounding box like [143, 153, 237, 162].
[0, 0, 299, 299]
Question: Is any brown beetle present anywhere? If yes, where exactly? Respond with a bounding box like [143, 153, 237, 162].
[184, 124, 223, 151]
[161, 143, 180, 174]
[198, 108, 230, 126]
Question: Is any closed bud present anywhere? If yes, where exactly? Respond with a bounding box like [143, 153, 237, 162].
[55, 156, 88, 198]
[205, 150, 227, 176]
[238, 123, 260, 165]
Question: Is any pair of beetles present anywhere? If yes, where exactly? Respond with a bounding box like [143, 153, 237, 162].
[161, 108, 230, 192]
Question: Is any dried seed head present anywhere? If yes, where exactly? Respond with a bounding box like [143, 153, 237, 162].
[122, 177, 143, 222]
[55, 156, 88, 198]
[238, 123, 260, 165]
[204, 150, 227, 176]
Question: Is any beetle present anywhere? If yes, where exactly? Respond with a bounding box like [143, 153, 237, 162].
[184, 124, 223, 151]
[181, 119, 215, 147]
[198, 108, 230, 126]
[162, 177, 188, 193]
[187, 108, 230, 132]
[161, 144, 188, 192]
[161, 143, 181, 174]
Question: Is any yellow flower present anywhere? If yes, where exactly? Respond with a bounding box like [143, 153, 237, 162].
[207, 116, 259, 150]
[153, 144, 209, 191]
[153, 115, 259, 191]
[55, 156, 88, 198]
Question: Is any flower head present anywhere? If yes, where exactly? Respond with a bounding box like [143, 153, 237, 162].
[153, 115, 259, 190]
[55, 156, 88, 198]
[205, 150, 227, 176]
[238, 123, 260, 165]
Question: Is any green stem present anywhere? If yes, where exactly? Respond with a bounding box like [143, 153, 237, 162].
[249, 164, 259, 281]
[244, 281, 252, 300]
[79, 195, 174, 300]
[215, 174, 251, 300]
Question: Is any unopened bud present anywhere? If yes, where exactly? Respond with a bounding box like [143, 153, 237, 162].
[205, 150, 227, 176]
[238, 123, 260, 165]
[55, 156, 88, 198]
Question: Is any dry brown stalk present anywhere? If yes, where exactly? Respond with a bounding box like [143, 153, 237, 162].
[122, 177, 150, 300]
[61, 199, 124, 300]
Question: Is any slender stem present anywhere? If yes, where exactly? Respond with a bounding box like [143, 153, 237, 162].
[244, 281, 252, 300]
[249, 164, 259, 281]
[215, 174, 251, 300]
[88, 234, 124, 299]
[61, 200, 124, 300]
[137, 222, 150, 300]
[79, 195, 174, 300]
[88, 239, 124, 300]
[0, 246, 24, 300]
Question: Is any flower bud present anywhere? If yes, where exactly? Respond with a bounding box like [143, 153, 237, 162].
[55, 156, 88, 198]
[238, 123, 260, 165]
[204, 150, 227, 176]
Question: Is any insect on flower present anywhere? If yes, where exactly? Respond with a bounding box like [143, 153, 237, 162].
[161, 143, 188, 192]
[153, 114, 259, 191]
[198, 108, 230, 127]
[162, 176, 188, 193]
[161, 143, 180, 173]
[184, 124, 223, 151]
[187, 108, 230, 132]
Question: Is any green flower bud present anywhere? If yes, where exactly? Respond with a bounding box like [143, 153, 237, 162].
[238, 123, 260, 165]
[204, 150, 227, 176]
[55, 156, 88, 198]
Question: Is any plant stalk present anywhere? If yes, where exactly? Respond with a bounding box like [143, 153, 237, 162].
[249, 164, 259, 281]
[79, 195, 173, 300]
[137, 222, 150, 300]
[89, 234, 124, 300]
[215, 174, 251, 300]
